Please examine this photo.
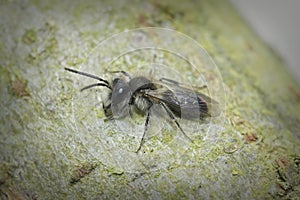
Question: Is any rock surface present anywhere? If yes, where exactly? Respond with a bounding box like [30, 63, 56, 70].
[0, 0, 299, 199]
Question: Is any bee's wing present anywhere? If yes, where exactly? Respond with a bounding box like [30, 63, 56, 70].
[159, 81, 219, 103]
[145, 87, 182, 117]
[163, 82, 221, 117]
[146, 83, 220, 119]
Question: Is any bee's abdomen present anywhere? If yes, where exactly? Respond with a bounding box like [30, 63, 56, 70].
[198, 98, 209, 115]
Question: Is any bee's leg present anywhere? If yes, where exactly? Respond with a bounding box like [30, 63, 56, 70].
[106, 70, 131, 78]
[136, 107, 152, 153]
[153, 54, 157, 62]
[159, 77, 207, 90]
[103, 117, 114, 122]
[160, 102, 193, 142]
[102, 103, 114, 121]
[128, 105, 135, 119]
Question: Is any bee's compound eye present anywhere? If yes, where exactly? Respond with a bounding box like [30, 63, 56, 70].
[111, 79, 131, 118]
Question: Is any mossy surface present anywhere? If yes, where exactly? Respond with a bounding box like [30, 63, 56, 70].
[0, 0, 299, 199]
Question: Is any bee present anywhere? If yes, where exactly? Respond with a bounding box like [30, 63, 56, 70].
[65, 67, 220, 152]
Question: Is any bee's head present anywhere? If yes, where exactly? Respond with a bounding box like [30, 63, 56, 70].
[111, 78, 121, 87]
[110, 78, 132, 118]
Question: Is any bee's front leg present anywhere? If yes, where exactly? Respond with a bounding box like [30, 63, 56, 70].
[102, 102, 114, 121]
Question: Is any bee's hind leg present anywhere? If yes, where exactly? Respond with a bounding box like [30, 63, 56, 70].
[160, 102, 193, 142]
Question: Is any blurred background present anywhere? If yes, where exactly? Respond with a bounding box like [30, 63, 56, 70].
[229, 0, 300, 84]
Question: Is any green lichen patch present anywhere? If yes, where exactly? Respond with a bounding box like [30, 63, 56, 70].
[21, 29, 37, 45]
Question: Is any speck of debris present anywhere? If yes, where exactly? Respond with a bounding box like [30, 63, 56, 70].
[69, 163, 97, 185]
[0, 187, 28, 200]
[232, 169, 239, 176]
[289, 86, 300, 102]
[223, 144, 238, 154]
[11, 80, 29, 97]
[276, 157, 289, 169]
[244, 133, 257, 144]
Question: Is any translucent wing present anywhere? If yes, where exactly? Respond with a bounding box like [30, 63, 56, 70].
[145, 82, 220, 120]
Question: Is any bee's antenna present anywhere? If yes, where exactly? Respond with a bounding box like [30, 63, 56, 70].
[80, 83, 112, 91]
[105, 69, 131, 78]
[64, 67, 110, 86]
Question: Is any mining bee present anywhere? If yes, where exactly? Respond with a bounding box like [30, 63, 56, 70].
[65, 67, 220, 152]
